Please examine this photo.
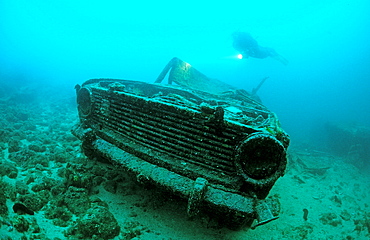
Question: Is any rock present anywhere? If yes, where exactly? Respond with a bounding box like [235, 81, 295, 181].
[0, 186, 8, 216]
[13, 202, 34, 215]
[12, 215, 30, 232]
[31, 177, 59, 192]
[16, 190, 51, 212]
[63, 186, 91, 214]
[282, 223, 314, 239]
[103, 180, 118, 194]
[319, 212, 342, 227]
[0, 180, 16, 204]
[15, 180, 29, 195]
[0, 161, 18, 179]
[66, 205, 120, 239]
[44, 204, 73, 227]
[28, 143, 47, 153]
[8, 149, 35, 167]
[64, 163, 95, 191]
[8, 138, 22, 153]
[340, 210, 351, 221]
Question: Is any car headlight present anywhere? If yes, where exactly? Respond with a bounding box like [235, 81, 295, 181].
[235, 133, 286, 180]
[77, 87, 93, 117]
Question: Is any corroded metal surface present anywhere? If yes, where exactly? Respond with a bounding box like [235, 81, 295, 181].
[72, 58, 290, 229]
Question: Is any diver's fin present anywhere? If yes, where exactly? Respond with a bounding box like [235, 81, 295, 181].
[272, 53, 289, 66]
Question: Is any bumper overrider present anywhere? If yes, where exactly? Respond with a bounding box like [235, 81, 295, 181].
[72, 73, 289, 229]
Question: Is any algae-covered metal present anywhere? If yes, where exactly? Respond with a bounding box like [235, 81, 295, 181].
[72, 57, 290, 229]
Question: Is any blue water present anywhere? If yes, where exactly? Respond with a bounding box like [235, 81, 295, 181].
[1, 0, 370, 146]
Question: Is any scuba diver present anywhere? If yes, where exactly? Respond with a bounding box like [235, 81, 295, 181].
[232, 31, 289, 66]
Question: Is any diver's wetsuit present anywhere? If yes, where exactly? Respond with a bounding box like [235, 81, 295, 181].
[232, 32, 288, 65]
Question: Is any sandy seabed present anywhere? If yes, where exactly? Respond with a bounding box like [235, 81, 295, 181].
[0, 82, 369, 240]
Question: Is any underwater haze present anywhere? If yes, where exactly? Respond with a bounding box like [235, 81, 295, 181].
[2, 1, 370, 239]
[1, 0, 370, 144]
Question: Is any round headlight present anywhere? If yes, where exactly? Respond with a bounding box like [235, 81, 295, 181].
[77, 87, 92, 117]
[235, 133, 286, 180]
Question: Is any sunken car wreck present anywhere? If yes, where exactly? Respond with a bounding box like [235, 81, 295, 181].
[72, 57, 290, 229]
